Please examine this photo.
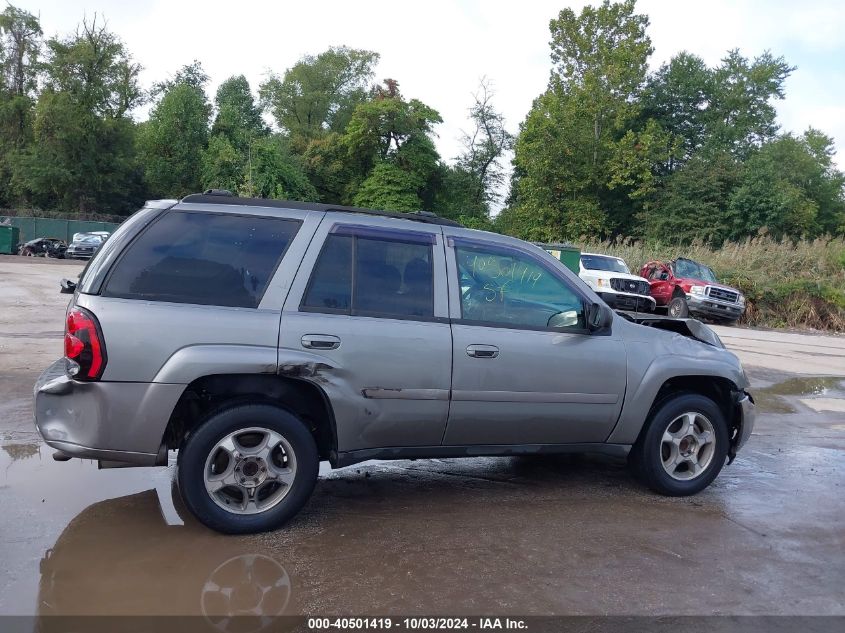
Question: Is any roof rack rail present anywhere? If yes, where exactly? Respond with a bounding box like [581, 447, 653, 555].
[179, 192, 462, 227]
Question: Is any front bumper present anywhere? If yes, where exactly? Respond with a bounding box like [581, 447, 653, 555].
[687, 294, 744, 321]
[599, 291, 656, 312]
[34, 358, 184, 465]
[65, 249, 95, 260]
[729, 391, 756, 462]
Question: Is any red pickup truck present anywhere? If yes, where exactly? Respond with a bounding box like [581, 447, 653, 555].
[640, 257, 746, 324]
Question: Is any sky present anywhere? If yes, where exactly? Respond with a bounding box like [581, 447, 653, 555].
[14, 0, 845, 176]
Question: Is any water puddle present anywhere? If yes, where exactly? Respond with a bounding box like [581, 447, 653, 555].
[0, 444, 298, 620]
[753, 376, 845, 414]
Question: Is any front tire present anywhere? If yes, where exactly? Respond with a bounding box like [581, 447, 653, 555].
[629, 393, 729, 496]
[178, 404, 319, 534]
[668, 296, 689, 318]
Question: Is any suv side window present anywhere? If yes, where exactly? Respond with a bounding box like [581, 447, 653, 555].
[455, 242, 585, 330]
[302, 229, 434, 319]
[103, 211, 300, 308]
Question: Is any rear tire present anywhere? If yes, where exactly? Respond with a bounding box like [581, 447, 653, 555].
[629, 393, 729, 496]
[668, 296, 689, 318]
[178, 403, 319, 534]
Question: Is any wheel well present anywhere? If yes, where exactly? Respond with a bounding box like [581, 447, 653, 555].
[671, 286, 686, 299]
[646, 375, 739, 441]
[162, 374, 336, 460]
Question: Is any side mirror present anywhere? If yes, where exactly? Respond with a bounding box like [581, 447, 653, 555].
[587, 302, 613, 332]
[659, 271, 670, 281]
[60, 278, 77, 294]
[547, 310, 579, 329]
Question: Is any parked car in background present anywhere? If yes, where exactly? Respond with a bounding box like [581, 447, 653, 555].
[35, 192, 755, 534]
[579, 252, 655, 313]
[65, 232, 109, 260]
[18, 237, 67, 258]
[640, 258, 746, 323]
[71, 230, 111, 243]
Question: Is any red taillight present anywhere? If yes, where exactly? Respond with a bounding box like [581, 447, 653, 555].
[64, 307, 106, 380]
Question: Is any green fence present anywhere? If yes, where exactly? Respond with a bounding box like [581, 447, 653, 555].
[0, 217, 121, 245]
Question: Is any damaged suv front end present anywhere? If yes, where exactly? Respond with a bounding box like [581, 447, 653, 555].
[616, 312, 756, 461]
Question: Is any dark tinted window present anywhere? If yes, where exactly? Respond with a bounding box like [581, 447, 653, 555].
[103, 211, 300, 308]
[302, 232, 434, 318]
[302, 235, 352, 312]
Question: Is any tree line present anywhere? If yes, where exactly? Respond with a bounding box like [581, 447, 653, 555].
[1, 1, 843, 245]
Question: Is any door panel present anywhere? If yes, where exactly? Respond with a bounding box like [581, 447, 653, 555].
[279, 312, 452, 450]
[646, 264, 674, 305]
[442, 230, 627, 445]
[446, 324, 626, 444]
[280, 215, 452, 452]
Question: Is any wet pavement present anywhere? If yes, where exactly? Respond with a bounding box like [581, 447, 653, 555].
[1, 259, 844, 618]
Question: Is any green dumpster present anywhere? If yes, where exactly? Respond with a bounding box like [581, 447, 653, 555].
[0, 225, 20, 254]
[536, 242, 581, 274]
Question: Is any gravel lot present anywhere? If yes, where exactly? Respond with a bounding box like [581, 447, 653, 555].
[0, 256, 843, 617]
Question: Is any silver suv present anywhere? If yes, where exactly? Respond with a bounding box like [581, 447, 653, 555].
[35, 192, 756, 534]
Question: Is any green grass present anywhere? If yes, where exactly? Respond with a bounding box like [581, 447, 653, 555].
[577, 236, 845, 331]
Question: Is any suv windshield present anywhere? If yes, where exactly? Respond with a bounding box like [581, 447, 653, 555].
[673, 258, 718, 282]
[74, 234, 104, 244]
[581, 254, 630, 274]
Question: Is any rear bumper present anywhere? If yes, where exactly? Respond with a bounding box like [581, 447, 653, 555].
[33, 358, 183, 465]
[599, 291, 656, 312]
[687, 294, 744, 321]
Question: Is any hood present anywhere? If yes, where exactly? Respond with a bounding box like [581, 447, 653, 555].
[675, 277, 741, 294]
[582, 269, 648, 283]
[618, 312, 724, 348]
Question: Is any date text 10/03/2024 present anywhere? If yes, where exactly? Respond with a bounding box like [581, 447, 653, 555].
[308, 617, 528, 630]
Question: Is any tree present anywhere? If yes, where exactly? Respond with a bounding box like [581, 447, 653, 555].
[640, 52, 713, 169]
[201, 134, 242, 193]
[138, 64, 210, 198]
[44, 17, 142, 118]
[548, 0, 652, 169]
[211, 75, 266, 152]
[608, 118, 679, 205]
[707, 50, 793, 158]
[643, 152, 742, 244]
[260, 46, 378, 147]
[352, 161, 423, 211]
[200, 75, 267, 194]
[510, 0, 652, 240]
[0, 5, 42, 97]
[342, 79, 443, 210]
[12, 17, 144, 212]
[446, 79, 513, 218]
[728, 131, 845, 239]
[151, 59, 208, 97]
[302, 131, 357, 203]
[0, 5, 42, 205]
[245, 135, 317, 201]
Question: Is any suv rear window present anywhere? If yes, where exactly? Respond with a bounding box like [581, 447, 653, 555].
[302, 232, 434, 318]
[102, 211, 300, 308]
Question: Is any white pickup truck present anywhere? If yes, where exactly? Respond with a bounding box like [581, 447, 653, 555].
[579, 252, 656, 313]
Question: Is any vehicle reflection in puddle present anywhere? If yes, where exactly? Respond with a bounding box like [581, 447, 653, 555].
[0, 444, 296, 625]
[38, 488, 295, 624]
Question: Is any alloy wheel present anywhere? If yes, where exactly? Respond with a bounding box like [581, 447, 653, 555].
[203, 427, 297, 515]
[660, 412, 717, 481]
